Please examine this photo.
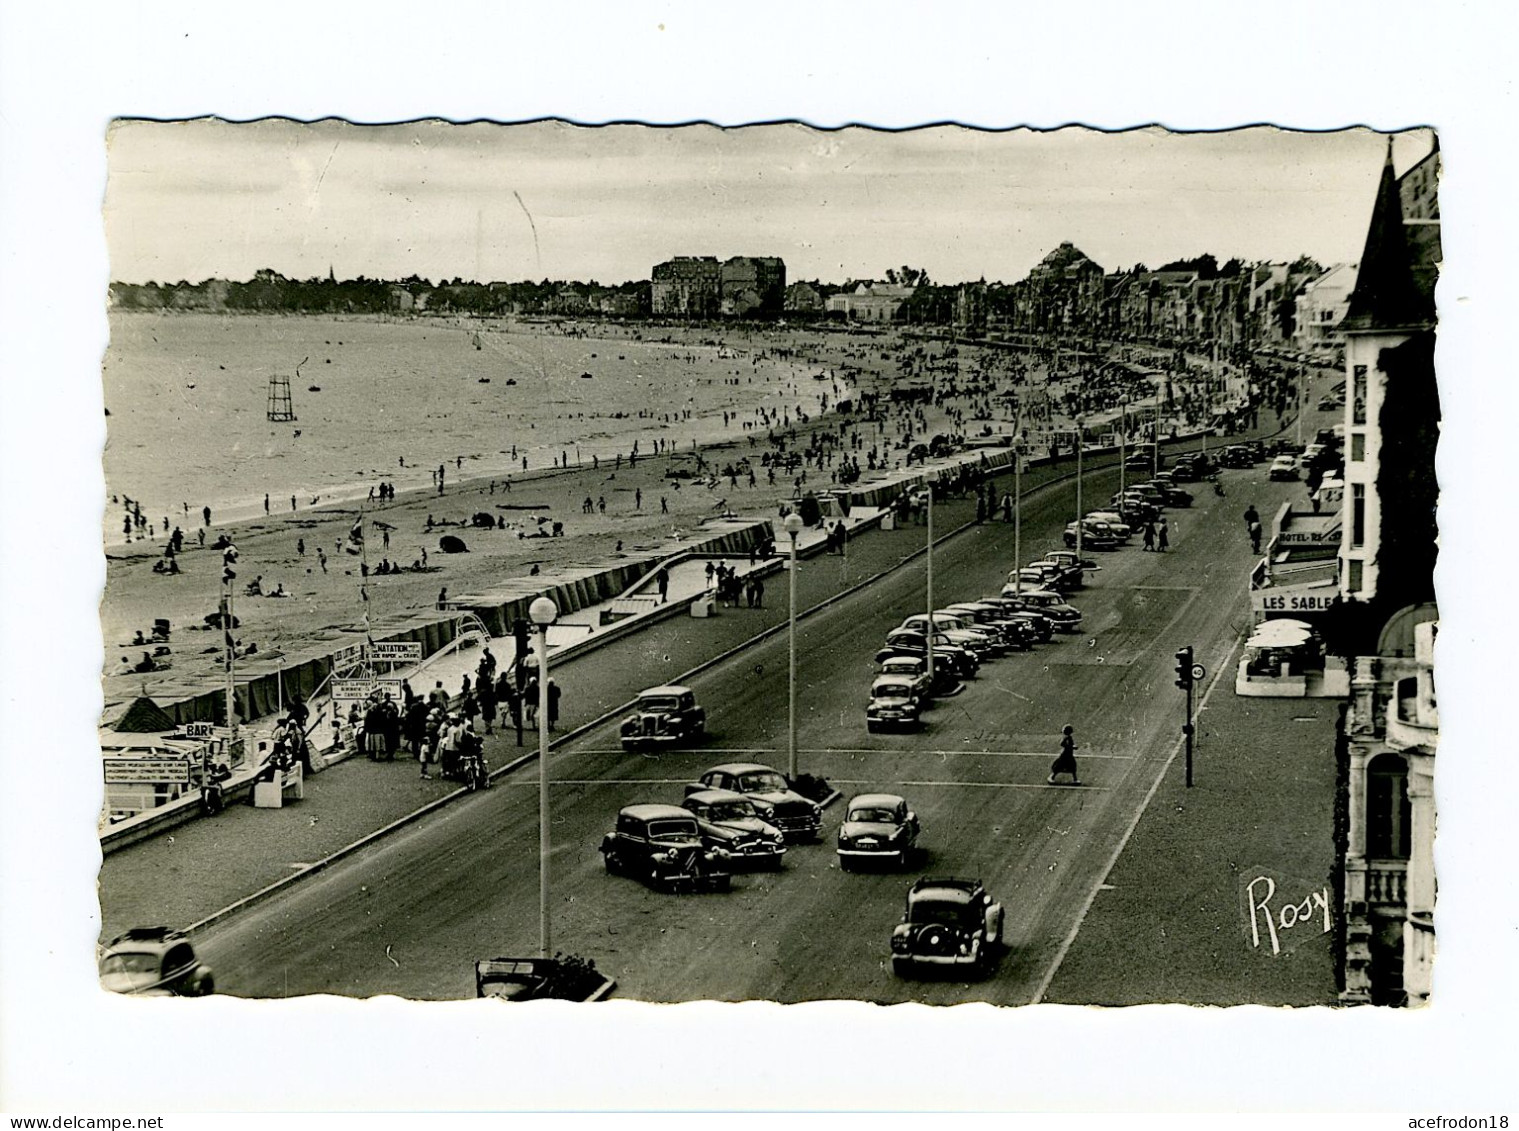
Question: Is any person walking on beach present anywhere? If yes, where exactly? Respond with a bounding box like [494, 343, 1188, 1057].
[635, 488, 642, 510]
[202, 505, 211, 527]
[291, 495, 297, 512]
[264, 494, 270, 514]
[317, 548, 327, 573]
[1157, 516, 1170, 552]
[1049, 725, 1080, 785]
[297, 537, 305, 556]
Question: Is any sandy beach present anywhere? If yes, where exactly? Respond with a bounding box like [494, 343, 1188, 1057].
[101, 319, 1009, 718]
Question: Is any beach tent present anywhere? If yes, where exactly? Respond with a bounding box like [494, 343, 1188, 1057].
[112, 696, 178, 733]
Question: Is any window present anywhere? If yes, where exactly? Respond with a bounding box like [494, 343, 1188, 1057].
[1351, 433, 1366, 462]
[1367, 753, 1411, 859]
[1347, 559, 1364, 594]
[1352, 365, 1368, 425]
[1351, 484, 1366, 548]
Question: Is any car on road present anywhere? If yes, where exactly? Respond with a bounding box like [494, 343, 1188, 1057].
[600, 804, 733, 891]
[943, 602, 1037, 651]
[898, 613, 999, 658]
[889, 877, 1005, 978]
[1141, 480, 1193, 508]
[687, 763, 823, 842]
[1083, 510, 1132, 542]
[878, 653, 953, 700]
[867, 675, 925, 733]
[98, 927, 216, 997]
[876, 630, 980, 678]
[1063, 518, 1119, 552]
[679, 789, 787, 869]
[1011, 561, 1072, 593]
[975, 597, 1054, 642]
[998, 587, 1083, 631]
[1041, 549, 1100, 588]
[837, 794, 920, 870]
[619, 685, 707, 752]
[1268, 455, 1300, 480]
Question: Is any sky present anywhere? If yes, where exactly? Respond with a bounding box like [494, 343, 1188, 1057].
[104, 119, 1436, 287]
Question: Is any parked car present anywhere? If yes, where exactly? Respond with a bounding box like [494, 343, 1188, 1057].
[898, 613, 998, 658]
[1063, 518, 1119, 551]
[943, 602, 1037, 651]
[998, 587, 1083, 631]
[975, 597, 1054, 643]
[877, 653, 938, 701]
[1268, 455, 1300, 481]
[1042, 549, 1099, 587]
[837, 794, 920, 870]
[98, 927, 215, 997]
[867, 675, 924, 733]
[687, 763, 823, 842]
[889, 877, 1005, 978]
[876, 630, 980, 678]
[680, 789, 787, 869]
[600, 804, 732, 891]
[1218, 446, 1255, 469]
[1083, 510, 1132, 541]
[619, 685, 706, 752]
[1142, 480, 1193, 508]
[1012, 561, 1071, 593]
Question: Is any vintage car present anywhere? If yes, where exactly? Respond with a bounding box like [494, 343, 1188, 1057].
[898, 613, 999, 658]
[1268, 455, 1301, 481]
[890, 877, 1005, 977]
[877, 653, 946, 700]
[1083, 510, 1132, 542]
[1218, 445, 1256, 469]
[867, 675, 924, 733]
[1041, 549, 1100, 588]
[98, 927, 215, 996]
[687, 763, 823, 842]
[1062, 518, 1119, 552]
[1142, 480, 1193, 508]
[942, 603, 1036, 652]
[975, 597, 1054, 643]
[619, 685, 707, 751]
[837, 793, 920, 869]
[998, 587, 1083, 631]
[680, 789, 787, 868]
[876, 629, 980, 678]
[599, 803, 732, 891]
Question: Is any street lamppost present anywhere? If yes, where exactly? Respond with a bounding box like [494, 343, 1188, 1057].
[529, 594, 559, 959]
[1075, 416, 1085, 557]
[1118, 395, 1129, 498]
[783, 512, 803, 782]
[925, 482, 934, 682]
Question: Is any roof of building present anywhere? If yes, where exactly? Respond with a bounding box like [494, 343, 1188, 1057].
[1341, 142, 1437, 334]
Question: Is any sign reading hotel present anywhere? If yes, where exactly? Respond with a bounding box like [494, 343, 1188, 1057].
[1252, 590, 1340, 614]
[104, 757, 192, 785]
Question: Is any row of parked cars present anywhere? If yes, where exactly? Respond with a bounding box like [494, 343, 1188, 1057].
[865, 549, 1090, 733]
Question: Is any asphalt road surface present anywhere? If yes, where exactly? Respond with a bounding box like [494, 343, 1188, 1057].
[197, 453, 1311, 1004]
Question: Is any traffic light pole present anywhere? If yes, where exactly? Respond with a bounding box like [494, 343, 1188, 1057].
[1175, 645, 1199, 787]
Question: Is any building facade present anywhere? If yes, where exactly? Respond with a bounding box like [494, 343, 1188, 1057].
[651, 256, 723, 317]
[826, 282, 916, 322]
[1293, 263, 1359, 351]
[720, 256, 786, 317]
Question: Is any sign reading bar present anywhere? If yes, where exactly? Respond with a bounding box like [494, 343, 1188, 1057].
[104, 757, 192, 785]
[1251, 590, 1339, 614]
[184, 722, 215, 738]
[332, 677, 405, 702]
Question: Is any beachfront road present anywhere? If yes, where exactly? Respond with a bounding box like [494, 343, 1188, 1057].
[195, 460, 1307, 1004]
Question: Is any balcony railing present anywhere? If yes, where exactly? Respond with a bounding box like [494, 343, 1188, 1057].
[1386, 697, 1438, 752]
[1366, 860, 1408, 907]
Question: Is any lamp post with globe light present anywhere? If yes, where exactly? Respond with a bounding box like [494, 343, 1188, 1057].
[529, 594, 558, 958]
[783, 511, 804, 781]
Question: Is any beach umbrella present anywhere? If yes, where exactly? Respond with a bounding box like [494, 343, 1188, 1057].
[1247, 623, 1311, 647]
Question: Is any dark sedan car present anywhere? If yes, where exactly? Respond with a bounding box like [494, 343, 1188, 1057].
[600, 804, 733, 891]
[875, 630, 979, 678]
[837, 794, 920, 870]
[687, 763, 823, 842]
[680, 789, 787, 869]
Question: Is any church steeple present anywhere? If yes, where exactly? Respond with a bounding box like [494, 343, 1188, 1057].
[1341, 137, 1434, 334]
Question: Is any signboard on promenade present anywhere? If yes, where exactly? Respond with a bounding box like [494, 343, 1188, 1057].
[104, 757, 192, 785]
[370, 641, 423, 664]
[332, 677, 405, 702]
[1251, 589, 1339, 615]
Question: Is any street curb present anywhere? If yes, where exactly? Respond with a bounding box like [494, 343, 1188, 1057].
[178, 465, 1097, 938]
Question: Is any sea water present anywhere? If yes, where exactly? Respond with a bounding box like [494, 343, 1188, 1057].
[102, 312, 838, 542]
